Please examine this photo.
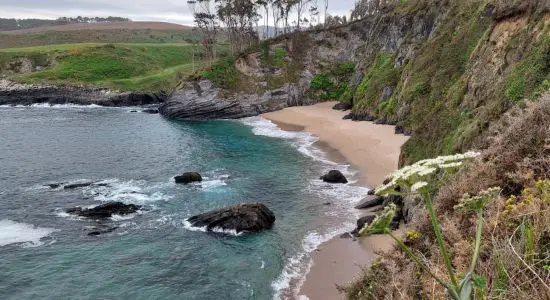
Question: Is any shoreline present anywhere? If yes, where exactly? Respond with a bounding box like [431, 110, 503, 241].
[262, 102, 408, 300]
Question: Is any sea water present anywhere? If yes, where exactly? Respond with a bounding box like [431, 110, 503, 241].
[0, 105, 368, 299]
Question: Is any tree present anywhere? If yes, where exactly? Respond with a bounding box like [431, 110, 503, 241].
[216, 0, 260, 55]
[295, 0, 313, 30]
[188, 0, 219, 64]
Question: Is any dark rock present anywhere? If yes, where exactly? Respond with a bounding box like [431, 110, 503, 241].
[129, 110, 138, 112]
[382, 195, 403, 207]
[382, 178, 391, 185]
[343, 113, 353, 120]
[186, 203, 275, 233]
[66, 202, 141, 219]
[332, 102, 353, 111]
[351, 215, 376, 236]
[395, 125, 405, 135]
[88, 226, 119, 236]
[367, 189, 376, 195]
[159, 80, 313, 120]
[64, 181, 95, 189]
[46, 183, 62, 189]
[323, 202, 332, 206]
[501, 179, 524, 197]
[380, 86, 394, 102]
[174, 172, 203, 184]
[340, 232, 354, 239]
[142, 108, 159, 114]
[320, 170, 348, 184]
[354, 195, 384, 209]
[390, 221, 400, 230]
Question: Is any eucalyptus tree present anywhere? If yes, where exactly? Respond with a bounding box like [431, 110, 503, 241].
[216, 0, 261, 55]
[187, 0, 219, 64]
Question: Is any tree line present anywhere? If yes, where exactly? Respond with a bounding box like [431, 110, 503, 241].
[188, 0, 347, 62]
[0, 17, 131, 32]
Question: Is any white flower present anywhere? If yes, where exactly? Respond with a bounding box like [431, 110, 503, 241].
[439, 162, 463, 169]
[417, 167, 437, 176]
[411, 181, 428, 192]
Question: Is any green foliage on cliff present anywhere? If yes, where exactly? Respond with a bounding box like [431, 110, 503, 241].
[354, 53, 402, 111]
[505, 35, 550, 103]
[202, 57, 239, 90]
[308, 62, 355, 101]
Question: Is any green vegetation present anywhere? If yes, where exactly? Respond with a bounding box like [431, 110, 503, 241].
[353, 53, 402, 111]
[202, 57, 239, 90]
[361, 151, 494, 300]
[0, 29, 203, 49]
[505, 35, 550, 103]
[308, 62, 355, 101]
[0, 43, 229, 92]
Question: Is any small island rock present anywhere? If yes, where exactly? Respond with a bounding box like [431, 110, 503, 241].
[320, 170, 348, 184]
[66, 202, 141, 219]
[186, 203, 275, 234]
[174, 172, 203, 184]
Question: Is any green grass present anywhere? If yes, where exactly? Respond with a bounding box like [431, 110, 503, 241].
[2, 43, 229, 92]
[0, 29, 203, 49]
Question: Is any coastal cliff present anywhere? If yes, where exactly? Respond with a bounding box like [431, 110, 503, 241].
[0, 79, 167, 106]
[159, 1, 550, 299]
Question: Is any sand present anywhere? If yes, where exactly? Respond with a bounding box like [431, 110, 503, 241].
[262, 102, 409, 300]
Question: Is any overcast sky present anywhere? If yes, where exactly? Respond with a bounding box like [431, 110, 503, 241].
[1, 0, 355, 25]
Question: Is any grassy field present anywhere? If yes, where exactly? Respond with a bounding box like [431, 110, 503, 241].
[1, 43, 229, 92]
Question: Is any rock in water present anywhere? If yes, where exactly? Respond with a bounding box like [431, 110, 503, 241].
[354, 195, 384, 209]
[142, 108, 159, 114]
[174, 172, 202, 184]
[64, 181, 95, 189]
[66, 202, 141, 219]
[320, 170, 348, 184]
[186, 203, 276, 234]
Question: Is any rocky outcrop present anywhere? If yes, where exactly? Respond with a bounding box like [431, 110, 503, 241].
[66, 202, 141, 219]
[159, 80, 314, 120]
[186, 203, 276, 234]
[174, 172, 203, 184]
[354, 195, 384, 209]
[320, 170, 348, 184]
[0, 79, 167, 107]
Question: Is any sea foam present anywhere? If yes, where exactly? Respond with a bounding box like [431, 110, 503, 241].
[0, 219, 57, 248]
[241, 116, 370, 299]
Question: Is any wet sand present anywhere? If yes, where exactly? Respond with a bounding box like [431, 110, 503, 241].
[262, 102, 408, 299]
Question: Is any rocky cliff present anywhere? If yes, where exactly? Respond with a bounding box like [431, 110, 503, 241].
[162, 0, 549, 166]
[0, 79, 167, 106]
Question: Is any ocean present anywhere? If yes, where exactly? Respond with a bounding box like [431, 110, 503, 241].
[0, 105, 367, 299]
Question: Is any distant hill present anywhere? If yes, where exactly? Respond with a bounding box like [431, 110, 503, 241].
[0, 22, 200, 49]
[0, 17, 130, 32]
[1, 21, 190, 34]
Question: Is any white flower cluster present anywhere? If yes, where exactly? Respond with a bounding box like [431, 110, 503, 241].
[375, 151, 481, 196]
[411, 181, 428, 192]
[454, 187, 500, 213]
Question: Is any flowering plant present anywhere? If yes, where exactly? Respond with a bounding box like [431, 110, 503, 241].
[360, 151, 498, 300]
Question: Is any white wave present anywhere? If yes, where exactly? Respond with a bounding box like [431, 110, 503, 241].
[110, 213, 139, 221]
[182, 219, 243, 236]
[272, 224, 354, 300]
[83, 179, 173, 205]
[241, 117, 341, 166]
[0, 219, 57, 248]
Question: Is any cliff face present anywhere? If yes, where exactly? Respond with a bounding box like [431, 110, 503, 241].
[162, 0, 549, 165]
[0, 79, 167, 106]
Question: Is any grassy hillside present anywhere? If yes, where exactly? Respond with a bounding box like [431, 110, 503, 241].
[0, 22, 201, 49]
[0, 43, 230, 92]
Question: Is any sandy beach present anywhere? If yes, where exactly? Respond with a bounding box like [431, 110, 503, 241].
[262, 102, 409, 300]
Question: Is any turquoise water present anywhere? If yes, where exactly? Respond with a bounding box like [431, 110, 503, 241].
[0, 105, 367, 299]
